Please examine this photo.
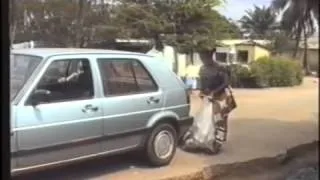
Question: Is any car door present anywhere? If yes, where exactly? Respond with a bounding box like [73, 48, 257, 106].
[96, 56, 164, 151]
[14, 56, 104, 168]
[11, 106, 18, 170]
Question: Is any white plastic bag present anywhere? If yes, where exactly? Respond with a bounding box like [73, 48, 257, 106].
[182, 97, 217, 151]
[193, 98, 215, 145]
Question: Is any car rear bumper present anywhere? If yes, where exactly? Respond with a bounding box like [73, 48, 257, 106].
[177, 116, 194, 139]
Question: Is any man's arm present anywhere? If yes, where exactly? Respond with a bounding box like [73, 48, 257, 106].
[199, 66, 210, 96]
[213, 70, 229, 93]
[58, 71, 82, 83]
[65, 71, 81, 81]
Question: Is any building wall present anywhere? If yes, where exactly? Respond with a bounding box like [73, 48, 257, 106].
[296, 49, 319, 71]
[12, 41, 34, 49]
[280, 49, 319, 72]
[185, 64, 201, 78]
[177, 53, 187, 77]
[254, 46, 270, 60]
[162, 45, 175, 70]
[147, 45, 190, 77]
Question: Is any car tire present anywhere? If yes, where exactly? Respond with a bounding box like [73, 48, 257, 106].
[145, 123, 177, 166]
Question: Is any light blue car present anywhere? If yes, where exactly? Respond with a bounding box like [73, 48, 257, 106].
[10, 48, 193, 175]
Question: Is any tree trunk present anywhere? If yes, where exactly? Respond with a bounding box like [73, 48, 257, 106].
[302, 27, 310, 75]
[292, 22, 302, 58]
[173, 48, 179, 74]
[75, 0, 85, 48]
[9, 0, 16, 48]
[190, 50, 194, 65]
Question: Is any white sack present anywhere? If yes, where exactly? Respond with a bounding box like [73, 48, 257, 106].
[182, 97, 218, 151]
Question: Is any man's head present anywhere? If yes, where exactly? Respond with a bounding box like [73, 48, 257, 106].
[78, 61, 90, 72]
[212, 47, 216, 53]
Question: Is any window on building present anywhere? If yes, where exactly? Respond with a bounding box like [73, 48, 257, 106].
[216, 52, 228, 63]
[237, 50, 249, 63]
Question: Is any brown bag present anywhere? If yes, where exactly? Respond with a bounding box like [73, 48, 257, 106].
[222, 87, 237, 114]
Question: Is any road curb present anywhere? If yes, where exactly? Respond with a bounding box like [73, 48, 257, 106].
[161, 141, 319, 180]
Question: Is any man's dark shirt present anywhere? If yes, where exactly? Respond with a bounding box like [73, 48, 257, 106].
[199, 63, 229, 97]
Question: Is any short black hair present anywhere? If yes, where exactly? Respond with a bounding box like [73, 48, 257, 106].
[212, 48, 216, 52]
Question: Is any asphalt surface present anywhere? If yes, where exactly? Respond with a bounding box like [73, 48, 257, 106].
[202, 141, 319, 180]
[286, 166, 319, 180]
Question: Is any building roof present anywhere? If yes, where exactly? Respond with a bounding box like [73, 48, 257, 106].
[234, 40, 270, 50]
[218, 39, 271, 46]
[299, 36, 319, 49]
[11, 48, 148, 58]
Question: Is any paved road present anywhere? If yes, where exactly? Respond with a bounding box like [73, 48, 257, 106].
[13, 78, 319, 180]
[286, 166, 319, 180]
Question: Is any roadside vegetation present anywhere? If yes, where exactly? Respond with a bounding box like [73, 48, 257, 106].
[9, 0, 241, 53]
[230, 56, 303, 88]
[9, 0, 319, 85]
[240, 0, 319, 75]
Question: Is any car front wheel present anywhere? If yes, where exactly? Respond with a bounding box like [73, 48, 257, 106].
[145, 123, 177, 166]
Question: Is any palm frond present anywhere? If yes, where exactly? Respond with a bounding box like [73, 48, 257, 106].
[271, 0, 289, 11]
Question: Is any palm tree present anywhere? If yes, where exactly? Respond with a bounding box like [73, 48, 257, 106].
[271, 0, 319, 74]
[272, 0, 319, 28]
[239, 5, 277, 39]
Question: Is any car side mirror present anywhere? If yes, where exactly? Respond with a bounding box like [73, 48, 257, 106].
[30, 89, 51, 106]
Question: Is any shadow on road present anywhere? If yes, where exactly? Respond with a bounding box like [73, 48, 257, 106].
[12, 151, 154, 180]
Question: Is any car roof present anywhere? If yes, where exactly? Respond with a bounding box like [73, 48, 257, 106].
[11, 48, 150, 58]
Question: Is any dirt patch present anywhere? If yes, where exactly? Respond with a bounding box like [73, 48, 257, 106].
[162, 141, 319, 180]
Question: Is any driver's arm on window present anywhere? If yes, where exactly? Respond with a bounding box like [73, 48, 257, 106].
[58, 70, 83, 83]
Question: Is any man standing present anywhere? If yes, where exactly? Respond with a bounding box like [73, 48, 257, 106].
[198, 46, 234, 152]
[181, 47, 234, 154]
[211, 47, 217, 62]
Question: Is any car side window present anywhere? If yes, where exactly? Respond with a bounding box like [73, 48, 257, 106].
[131, 61, 158, 92]
[28, 59, 94, 104]
[98, 59, 158, 96]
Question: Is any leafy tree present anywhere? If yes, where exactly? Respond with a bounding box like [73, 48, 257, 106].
[239, 5, 277, 39]
[271, 0, 319, 73]
[12, 0, 117, 47]
[9, 0, 27, 46]
[267, 30, 296, 55]
[116, 0, 241, 53]
[11, 0, 241, 53]
[167, 1, 241, 53]
[113, 1, 168, 49]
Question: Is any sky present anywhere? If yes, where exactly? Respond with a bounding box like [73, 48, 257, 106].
[216, 0, 273, 21]
[216, 0, 319, 35]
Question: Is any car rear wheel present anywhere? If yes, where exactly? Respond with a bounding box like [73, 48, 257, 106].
[145, 123, 177, 166]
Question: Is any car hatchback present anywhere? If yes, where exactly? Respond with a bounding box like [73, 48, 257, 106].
[10, 48, 193, 174]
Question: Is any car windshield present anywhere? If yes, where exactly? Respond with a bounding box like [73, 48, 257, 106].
[10, 54, 42, 101]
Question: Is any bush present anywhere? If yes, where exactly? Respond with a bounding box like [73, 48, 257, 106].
[230, 56, 303, 88]
[229, 64, 256, 88]
[250, 56, 273, 87]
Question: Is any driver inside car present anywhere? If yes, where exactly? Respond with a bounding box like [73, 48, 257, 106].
[57, 61, 93, 98]
[58, 61, 89, 83]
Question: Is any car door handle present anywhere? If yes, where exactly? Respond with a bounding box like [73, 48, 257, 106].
[82, 104, 99, 113]
[147, 97, 160, 104]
